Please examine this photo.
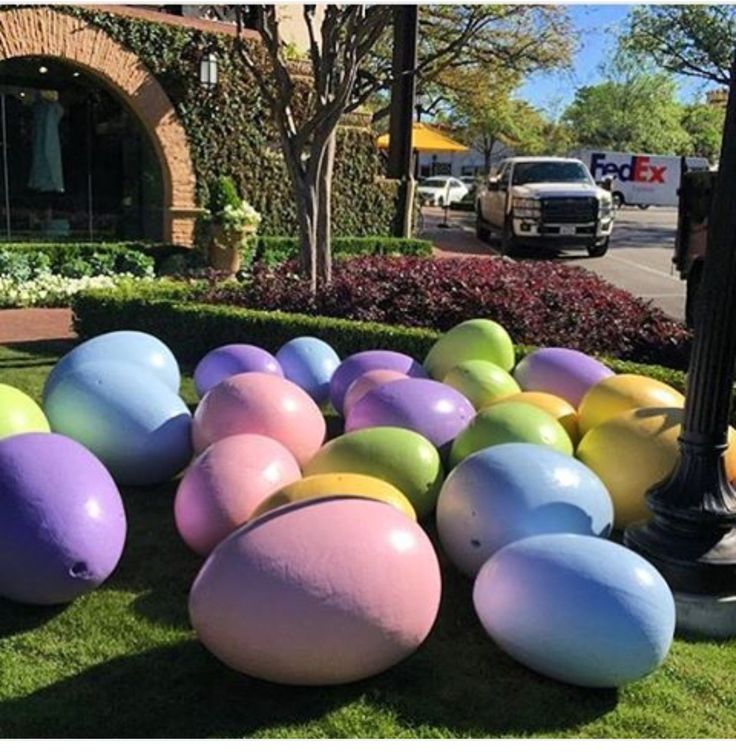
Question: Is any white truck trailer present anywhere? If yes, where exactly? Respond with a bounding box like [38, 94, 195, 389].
[577, 150, 709, 208]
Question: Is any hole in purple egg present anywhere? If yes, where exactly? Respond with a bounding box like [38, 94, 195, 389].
[470, 539, 481, 548]
[69, 561, 90, 578]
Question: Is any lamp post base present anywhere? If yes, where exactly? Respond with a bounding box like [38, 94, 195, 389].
[673, 592, 736, 638]
[624, 516, 736, 596]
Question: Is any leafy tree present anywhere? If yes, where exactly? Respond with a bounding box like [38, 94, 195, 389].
[233, 5, 573, 290]
[621, 5, 736, 87]
[563, 66, 692, 154]
[370, 4, 575, 123]
[681, 103, 726, 162]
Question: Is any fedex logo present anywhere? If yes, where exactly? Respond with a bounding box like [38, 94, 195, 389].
[590, 153, 667, 184]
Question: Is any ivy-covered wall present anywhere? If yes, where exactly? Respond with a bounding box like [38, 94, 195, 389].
[50, 6, 398, 238]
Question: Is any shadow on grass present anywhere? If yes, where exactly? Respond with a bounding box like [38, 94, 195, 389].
[0, 600, 65, 639]
[0, 567, 618, 738]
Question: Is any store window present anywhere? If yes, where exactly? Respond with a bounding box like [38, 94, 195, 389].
[0, 56, 164, 241]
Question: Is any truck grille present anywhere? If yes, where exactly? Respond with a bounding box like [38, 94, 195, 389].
[541, 197, 598, 224]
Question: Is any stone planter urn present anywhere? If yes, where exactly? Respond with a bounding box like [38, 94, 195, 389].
[208, 224, 256, 274]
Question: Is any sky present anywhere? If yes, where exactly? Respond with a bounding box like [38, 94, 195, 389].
[517, 4, 708, 117]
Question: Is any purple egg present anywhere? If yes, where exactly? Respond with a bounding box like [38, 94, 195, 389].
[330, 350, 427, 415]
[514, 348, 614, 408]
[194, 344, 283, 398]
[345, 378, 476, 453]
[0, 433, 126, 605]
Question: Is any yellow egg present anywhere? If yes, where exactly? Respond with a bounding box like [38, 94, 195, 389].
[490, 391, 580, 446]
[251, 473, 417, 521]
[577, 406, 736, 528]
[578, 374, 684, 435]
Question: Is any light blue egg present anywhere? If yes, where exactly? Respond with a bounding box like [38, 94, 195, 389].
[44, 360, 192, 486]
[437, 443, 613, 576]
[44, 331, 180, 401]
[473, 534, 675, 688]
[276, 337, 340, 405]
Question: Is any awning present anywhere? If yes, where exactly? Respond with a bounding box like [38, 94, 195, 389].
[376, 122, 469, 153]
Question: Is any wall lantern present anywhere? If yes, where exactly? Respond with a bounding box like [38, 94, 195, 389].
[199, 52, 218, 90]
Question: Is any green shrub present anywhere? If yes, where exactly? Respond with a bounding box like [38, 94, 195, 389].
[0, 249, 52, 281]
[253, 236, 432, 267]
[207, 177, 240, 215]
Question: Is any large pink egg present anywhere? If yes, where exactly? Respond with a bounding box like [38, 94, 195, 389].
[174, 434, 302, 555]
[343, 369, 409, 417]
[192, 373, 326, 466]
[189, 497, 442, 685]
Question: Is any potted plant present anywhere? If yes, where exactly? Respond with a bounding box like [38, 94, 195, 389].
[205, 177, 261, 274]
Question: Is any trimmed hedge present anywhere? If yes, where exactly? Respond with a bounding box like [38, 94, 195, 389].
[253, 236, 433, 267]
[71, 283, 690, 394]
[72, 284, 437, 362]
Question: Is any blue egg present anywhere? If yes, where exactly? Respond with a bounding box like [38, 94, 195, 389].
[473, 534, 675, 688]
[436, 443, 613, 576]
[44, 331, 180, 401]
[276, 337, 340, 405]
[44, 360, 192, 486]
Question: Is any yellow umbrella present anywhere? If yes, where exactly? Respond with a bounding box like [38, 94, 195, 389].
[376, 122, 469, 152]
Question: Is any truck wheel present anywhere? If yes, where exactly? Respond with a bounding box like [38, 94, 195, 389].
[637, 204, 651, 210]
[612, 192, 624, 209]
[501, 217, 518, 257]
[685, 263, 704, 329]
[476, 213, 490, 243]
[587, 239, 609, 257]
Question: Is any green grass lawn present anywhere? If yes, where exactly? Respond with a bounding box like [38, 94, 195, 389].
[1, 341, 736, 738]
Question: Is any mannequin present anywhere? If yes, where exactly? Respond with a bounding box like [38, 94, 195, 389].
[29, 88, 64, 194]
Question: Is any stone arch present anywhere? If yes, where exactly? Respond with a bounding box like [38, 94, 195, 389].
[0, 7, 199, 244]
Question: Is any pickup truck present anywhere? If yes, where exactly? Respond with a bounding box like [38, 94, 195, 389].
[475, 157, 615, 257]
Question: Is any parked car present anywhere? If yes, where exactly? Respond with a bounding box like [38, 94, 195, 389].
[475, 157, 614, 257]
[417, 175, 469, 207]
[578, 149, 710, 209]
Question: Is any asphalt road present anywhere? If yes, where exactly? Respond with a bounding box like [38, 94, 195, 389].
[443, 206, 685, 321]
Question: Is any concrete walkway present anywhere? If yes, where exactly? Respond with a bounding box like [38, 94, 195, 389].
[0, 308, 74, 345]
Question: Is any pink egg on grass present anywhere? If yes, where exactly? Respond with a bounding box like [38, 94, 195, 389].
[192, 373, 326, 466]
[194, 344, 283, 398]
[189, 497, 441, 685]
[343, 369, 409, 417]
[175, 434, 302, 555]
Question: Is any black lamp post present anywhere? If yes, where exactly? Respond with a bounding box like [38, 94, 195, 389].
[624, 53, 736, 612]
[387, 5, 418, 238]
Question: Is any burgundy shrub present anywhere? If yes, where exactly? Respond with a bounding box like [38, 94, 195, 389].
[208, 256, 691, 368]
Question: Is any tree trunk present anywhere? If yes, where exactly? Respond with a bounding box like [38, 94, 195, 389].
[316, 132, 336, 286]
[293, 174, 318, 293]
[483, 137, 495, 176]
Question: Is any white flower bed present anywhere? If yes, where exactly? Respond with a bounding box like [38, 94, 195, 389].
[0, 272, 151, 308]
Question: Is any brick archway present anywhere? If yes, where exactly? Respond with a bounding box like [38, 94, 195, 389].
[0, 7, 198, 244]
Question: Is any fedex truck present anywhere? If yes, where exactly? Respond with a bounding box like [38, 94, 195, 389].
[578, 150, 709, 208]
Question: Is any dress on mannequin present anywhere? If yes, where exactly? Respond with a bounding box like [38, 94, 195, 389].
[28, 90, 64, 193]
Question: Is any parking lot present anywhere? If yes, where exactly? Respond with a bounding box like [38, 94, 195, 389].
[426, 206, 686, 321]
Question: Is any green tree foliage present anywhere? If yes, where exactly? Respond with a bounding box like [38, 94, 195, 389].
[563, 70, 692, 154]
[621, 5, 736, 87]
[681, 104, 726, 163]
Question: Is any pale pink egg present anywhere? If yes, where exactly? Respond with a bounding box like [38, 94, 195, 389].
[192, 373, 326, 466]
[189, 497, 442, 685]
[174, 433, 301, 555]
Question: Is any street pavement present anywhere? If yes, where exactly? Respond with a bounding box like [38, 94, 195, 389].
[426, 206, 686, 321]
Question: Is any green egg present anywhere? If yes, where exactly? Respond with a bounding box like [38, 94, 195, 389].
[424, 319, 515, 380]
[304, 426, 444, 519]
[449, 400, 573, 468]
[443, 359, 520, 410]
[0, 384, 50, 440]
